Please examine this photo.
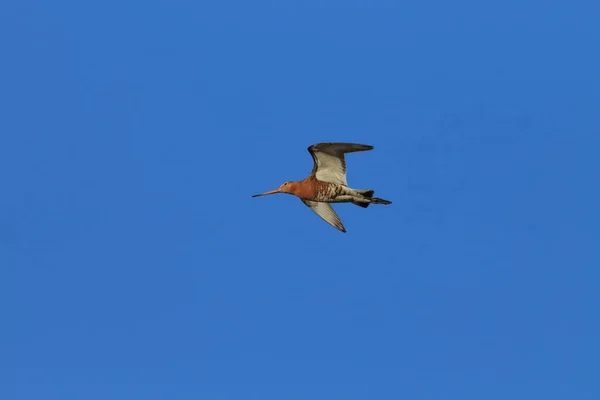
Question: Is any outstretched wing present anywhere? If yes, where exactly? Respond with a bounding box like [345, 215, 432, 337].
[302, 200, 346, 232]
[308, 142, 373, 185]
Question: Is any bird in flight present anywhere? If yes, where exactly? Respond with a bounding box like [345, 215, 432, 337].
[252, 142, 391, 232]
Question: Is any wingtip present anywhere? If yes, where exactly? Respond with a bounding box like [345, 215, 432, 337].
[308, 142, 374, 153]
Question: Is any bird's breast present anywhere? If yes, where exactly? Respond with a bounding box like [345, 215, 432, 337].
[313, 181, 341, 201]
[290, 180, 318, 199]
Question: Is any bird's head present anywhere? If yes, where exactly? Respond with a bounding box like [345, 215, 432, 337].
[252, 181, 296, 197]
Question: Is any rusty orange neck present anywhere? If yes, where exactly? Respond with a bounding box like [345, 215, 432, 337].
[286, 178, 317, 199]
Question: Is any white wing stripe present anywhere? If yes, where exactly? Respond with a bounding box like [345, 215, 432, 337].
[308, 143, 373, 186]
[302, 200, 346, 232]
[314, 152, 347, 186]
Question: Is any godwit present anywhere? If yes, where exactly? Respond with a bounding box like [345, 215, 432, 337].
[252, 142, 391, 232]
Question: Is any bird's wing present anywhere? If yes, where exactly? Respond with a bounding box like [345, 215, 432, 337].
[307, 142, 373, 185]
[302, 200, 346, 232]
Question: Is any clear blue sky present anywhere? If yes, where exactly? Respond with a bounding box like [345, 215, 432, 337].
[1, 1, 599, 399]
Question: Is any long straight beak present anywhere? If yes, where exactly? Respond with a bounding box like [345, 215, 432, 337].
[252, 188, 282, 197]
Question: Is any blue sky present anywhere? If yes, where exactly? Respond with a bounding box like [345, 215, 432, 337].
[1, 1, 599, 399]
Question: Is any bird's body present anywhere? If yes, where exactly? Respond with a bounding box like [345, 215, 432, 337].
[279, 176, 384, 204]
[252, 142, 391, 232]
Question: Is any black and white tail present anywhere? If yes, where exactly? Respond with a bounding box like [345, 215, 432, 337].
[351, 189, 392, 208]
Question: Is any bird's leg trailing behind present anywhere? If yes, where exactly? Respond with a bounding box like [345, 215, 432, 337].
[351, 189, 392, 208]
